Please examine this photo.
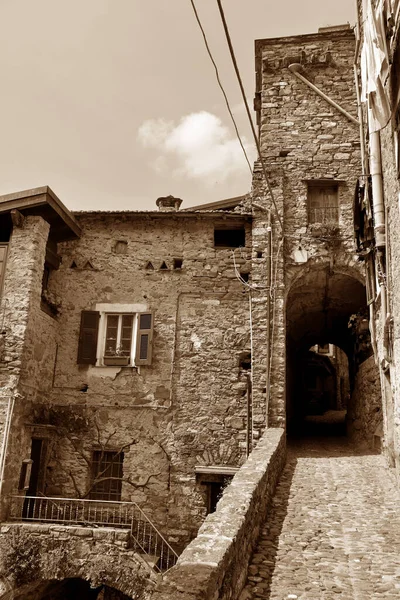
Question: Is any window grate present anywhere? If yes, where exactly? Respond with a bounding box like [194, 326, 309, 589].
[90, 451, 124, 501]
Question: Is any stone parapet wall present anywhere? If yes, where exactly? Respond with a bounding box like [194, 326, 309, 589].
[151, 428, 285, 600]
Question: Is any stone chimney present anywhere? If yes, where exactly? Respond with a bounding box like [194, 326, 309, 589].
[156, 195, 183, 212]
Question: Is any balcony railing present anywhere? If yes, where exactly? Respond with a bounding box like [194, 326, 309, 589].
[308, 206, 339, 225]
[8, 495, 179, 573]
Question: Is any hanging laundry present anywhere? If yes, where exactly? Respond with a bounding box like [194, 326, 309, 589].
[360, 0, 391, 131]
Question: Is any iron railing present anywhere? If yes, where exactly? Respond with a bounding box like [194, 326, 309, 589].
[308, 206, 339, 225]
[8, 495, 179, 573]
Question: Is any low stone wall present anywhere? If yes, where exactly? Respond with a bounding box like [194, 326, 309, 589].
[0, 523, 156, 599]
[151, 428, 286, 600]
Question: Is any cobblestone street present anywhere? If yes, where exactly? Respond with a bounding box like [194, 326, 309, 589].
[240, 438, 400, 600]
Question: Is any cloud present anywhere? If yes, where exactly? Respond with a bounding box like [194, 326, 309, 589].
[137, 111, 255, 182]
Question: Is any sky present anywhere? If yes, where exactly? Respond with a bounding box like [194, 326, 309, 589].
[0, 1, 356, 211]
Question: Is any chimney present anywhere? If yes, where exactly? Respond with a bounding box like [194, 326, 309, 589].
[156, 195, 183, 212]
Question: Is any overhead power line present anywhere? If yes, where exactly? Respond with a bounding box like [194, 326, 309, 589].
[189, 0, 253, 175]
[215, 0, 283, 230]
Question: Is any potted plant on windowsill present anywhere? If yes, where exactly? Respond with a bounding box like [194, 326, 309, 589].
[103, 345, 130, 366]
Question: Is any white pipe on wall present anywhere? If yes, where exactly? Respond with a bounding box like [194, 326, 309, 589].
[369, 129, 386, 249]
[288, 63, 360, 126]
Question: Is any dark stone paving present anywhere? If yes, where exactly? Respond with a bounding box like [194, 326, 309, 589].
[240, 438, 400, 600]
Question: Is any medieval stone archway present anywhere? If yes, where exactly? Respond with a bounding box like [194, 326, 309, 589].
[0, 577, 133, 600]
[0, 524, 157, 600]
[285, 264, 381, 439]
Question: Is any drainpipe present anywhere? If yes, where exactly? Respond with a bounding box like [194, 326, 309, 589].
[368, 123, 388, 336]
[288, 63, 359, 126]
[265, 213, 272, 427]
[246, 372, 252, 457]
[369, 129, 386, 249]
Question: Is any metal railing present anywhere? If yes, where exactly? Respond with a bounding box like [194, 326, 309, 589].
[308, 206, 339, 225]
[8, 495, 179, 573]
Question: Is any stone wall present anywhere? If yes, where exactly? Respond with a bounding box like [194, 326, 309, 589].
[348, 355, 383, 447]
[150, 428, 285, 600]
[0, 215, 53, 503]
[0, 522, 156, 599]
[252, 27, 366, 430]
[3, 211, 253, 547]
[356, 2, 400, 475]
[378, 99, 400, 473]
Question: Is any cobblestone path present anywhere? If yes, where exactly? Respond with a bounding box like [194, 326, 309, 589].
[241, 438, 400, 600]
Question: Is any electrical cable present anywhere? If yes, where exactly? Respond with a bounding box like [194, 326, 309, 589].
[215, 0, 283, 231]
[232, 247, 269, 291]
[189, 0, 253, 175]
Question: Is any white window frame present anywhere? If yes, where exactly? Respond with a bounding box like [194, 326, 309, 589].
[95, 303, 147, 367]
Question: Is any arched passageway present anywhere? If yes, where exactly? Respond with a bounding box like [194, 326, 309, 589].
[286, 266, 376, 438]
[3, 578, 132, 600]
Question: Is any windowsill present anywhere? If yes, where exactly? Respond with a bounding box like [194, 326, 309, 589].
[89, 365, 138, 379]
[103, 357, 130, 366]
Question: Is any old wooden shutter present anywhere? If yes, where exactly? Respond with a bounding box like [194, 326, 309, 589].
[135, 312, 154, 365]
[0, 244, 8, 296]
[77, 311, 100, 364]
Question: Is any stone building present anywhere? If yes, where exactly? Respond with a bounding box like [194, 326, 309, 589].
[0, 16, 395, 600]
[354, 0, 400, 477]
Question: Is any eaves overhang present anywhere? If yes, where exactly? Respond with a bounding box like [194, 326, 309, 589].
[0, 186, 81, 241]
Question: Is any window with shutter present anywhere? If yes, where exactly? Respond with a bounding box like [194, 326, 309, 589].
[79, 306, 154, 367]
[77, 311, 100, 365]
[136, 312, 154, 365]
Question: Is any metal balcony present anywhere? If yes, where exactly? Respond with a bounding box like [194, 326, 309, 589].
[8, 495, 179, 574]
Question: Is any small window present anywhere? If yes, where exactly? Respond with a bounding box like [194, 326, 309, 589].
[239, 352, 251, 370]
[203, 476, 233, 514]
[104, 314, 134, 365]
[113, 240, 128, 255]
[173, 258, 183, 270]
[317, 343, 330, 354]
[214, 228, 245, 248]
[307, 183, 339, 225]
[90, 451, 124, 501]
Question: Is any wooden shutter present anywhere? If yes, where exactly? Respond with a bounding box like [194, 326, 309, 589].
[77, 311, 100, 364]
[135, 312, 154, 365]
[0, 244, 8, 296]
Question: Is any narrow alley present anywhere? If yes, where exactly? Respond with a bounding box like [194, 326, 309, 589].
[241, 436, 400, 600]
